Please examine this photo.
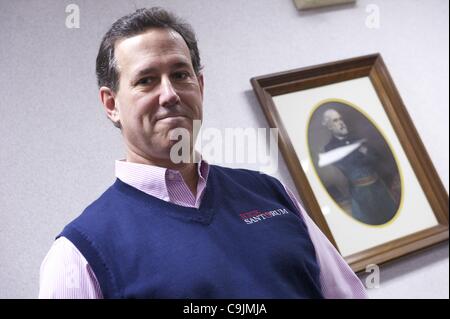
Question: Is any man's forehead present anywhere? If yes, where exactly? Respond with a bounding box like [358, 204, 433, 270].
[114, 28, 191, 71]
[324, 109, 341, 119]
[117, 28, 184, 49]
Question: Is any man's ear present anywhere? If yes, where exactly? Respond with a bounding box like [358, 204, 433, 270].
[197, 73, 204, 99]
[99, 86, 121, 128]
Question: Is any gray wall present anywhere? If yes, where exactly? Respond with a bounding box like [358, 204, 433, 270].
[0, 0, 448, 298]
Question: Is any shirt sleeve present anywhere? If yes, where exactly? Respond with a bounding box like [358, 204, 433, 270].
[283, 184, 368, 299]
[39, 236, 103, 299]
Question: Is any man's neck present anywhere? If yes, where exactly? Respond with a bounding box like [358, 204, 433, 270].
[176, 163, 199, 197]
[125, 151, 199, 197]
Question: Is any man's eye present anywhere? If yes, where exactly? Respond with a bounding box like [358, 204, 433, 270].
[173, 72, 189, 80]
[137, 77, 154, 85]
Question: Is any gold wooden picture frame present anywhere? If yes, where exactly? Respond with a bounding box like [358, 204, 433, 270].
[293, 0, 356, 10]
[251, 54, 449, 272]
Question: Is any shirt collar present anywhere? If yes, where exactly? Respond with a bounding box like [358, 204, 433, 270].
[115, 155, 210, 201]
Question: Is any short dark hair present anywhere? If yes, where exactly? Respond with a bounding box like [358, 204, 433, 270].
[95, 7, 202, 92]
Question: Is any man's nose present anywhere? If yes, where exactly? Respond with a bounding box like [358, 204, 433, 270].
[159, 76, 180, 108]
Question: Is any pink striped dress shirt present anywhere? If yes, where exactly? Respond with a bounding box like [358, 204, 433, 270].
[39, 159, 367, 299]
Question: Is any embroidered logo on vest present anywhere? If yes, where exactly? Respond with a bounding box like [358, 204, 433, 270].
[239, 208, 290, 225]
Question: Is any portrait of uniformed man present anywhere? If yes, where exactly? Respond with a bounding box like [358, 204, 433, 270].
[310, 103, 401, 226]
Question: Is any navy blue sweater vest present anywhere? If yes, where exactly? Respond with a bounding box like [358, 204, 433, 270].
[59, 165, 323, 298]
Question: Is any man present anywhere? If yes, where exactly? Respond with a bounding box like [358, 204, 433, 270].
[321, 109, 398, 225]
[39, 8, 367, 299]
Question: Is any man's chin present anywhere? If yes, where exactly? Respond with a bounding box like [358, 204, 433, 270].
[158, 115, 191, 126]
[167, 130, 193, 147]
[167, 125, 193, 139]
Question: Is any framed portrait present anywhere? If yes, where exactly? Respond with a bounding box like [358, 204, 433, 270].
[251, 54, 449, 272]
[293, 0, 356, 11]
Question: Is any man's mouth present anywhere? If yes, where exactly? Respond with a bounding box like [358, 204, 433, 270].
[158, 114, 188, 121]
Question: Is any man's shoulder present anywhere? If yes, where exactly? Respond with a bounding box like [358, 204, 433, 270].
[210, 164, 259, 176]
[324, 136, 342, 151]
[210, 164, 268, 178]
[64, 181, 123, 226]
[85, 181, 122, 208]
[209, 165, 283, 188]
[324, 138, 336, 152]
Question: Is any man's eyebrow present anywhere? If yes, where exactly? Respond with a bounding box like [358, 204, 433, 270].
[133, 61, 192, 80]
[171, 61, 192, 69]
[133, 66, 158, 80]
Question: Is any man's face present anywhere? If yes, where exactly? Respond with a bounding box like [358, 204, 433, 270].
[111, 28, 204, 163]
[325, 110, 348, 137]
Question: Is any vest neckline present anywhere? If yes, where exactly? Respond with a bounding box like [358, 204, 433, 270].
[112, 169, 216, 225]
